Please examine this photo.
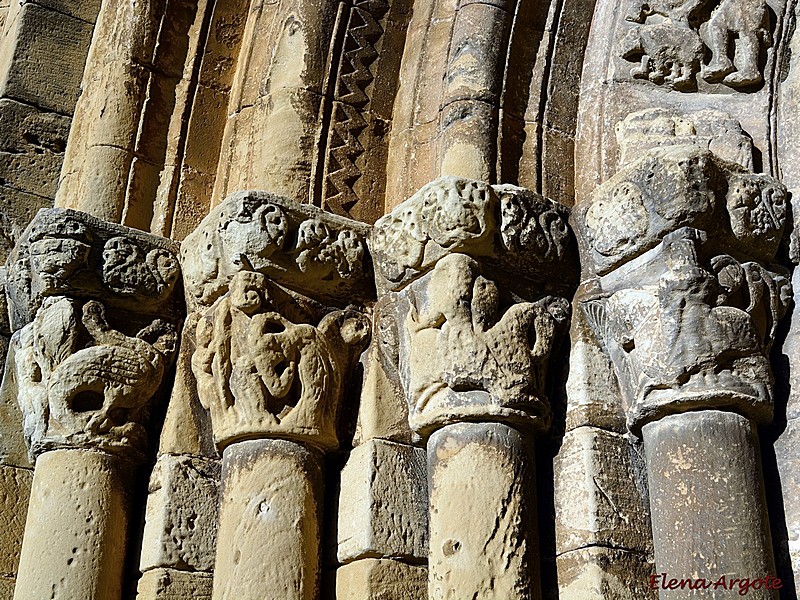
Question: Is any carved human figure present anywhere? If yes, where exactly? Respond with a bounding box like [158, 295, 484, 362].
[192, 270, 369, 450]
[701, 0, 771, 87]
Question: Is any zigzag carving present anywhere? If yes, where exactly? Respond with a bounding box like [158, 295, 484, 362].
[326, 102, 367, 214]
[324, 1, 388, 214]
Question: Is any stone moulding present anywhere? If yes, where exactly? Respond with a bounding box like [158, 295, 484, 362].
[370, 176, 577, 436]
[181, 190, 375, 310]
[4, 208, 183, 462]
[183, 192, 374, 451]
[572, 122, 792, 434]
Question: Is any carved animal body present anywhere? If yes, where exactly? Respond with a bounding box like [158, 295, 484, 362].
[622, 0, 772, 89]
[700, 0, 771, 87]
[620, 22, 704, 90]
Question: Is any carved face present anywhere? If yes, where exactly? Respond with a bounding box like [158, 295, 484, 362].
[28, 217, 92, 290]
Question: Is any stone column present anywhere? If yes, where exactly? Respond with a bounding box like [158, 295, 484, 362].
[56, 0, 200, 230]
[572, 112, 791, 597]
[643, 412, 775, 599]
[370, 176, 577, 599]
[182, 191, 373, 600]
[2, 208, 182, 600]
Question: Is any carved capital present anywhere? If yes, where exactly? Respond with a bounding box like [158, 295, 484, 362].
[573, 112, 791, 433]
[371, 178, 576, 435]
[5, 209, 182, 461]
[181, 190, 374, 309]
[183, 194, 373, 451]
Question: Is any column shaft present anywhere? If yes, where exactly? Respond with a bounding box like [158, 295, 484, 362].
[427, 422, 540, 600]
[13, 449, 129, 600]
[212, 439, 323, 600]
[642, 411, 777, 599]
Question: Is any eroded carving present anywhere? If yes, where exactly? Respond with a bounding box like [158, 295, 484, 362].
[181, 191, 373, 309]
[574, 113, 791, 433]
[15, 297, 177, 460]
[192, 271, 370, 450]
[7, 209, 182, 330]
[396, 253, 569, 434]
[371, 178, 576, 437]
[620, 0, 773, 91]
[370, 176, 576, 293]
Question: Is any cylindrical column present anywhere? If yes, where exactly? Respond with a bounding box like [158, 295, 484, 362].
[13, 449, 129, 600]
[428, 422, 540, 600]
[643, 411, 777, 599]
[212, 439, 323, 600]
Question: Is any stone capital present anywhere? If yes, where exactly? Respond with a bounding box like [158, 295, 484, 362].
[183, 193, 373, 451]
[572, 111, 792, 434]
[181, 190, 375, 310]
[5, 209, 182, 461]
[370, 177, 576, 436]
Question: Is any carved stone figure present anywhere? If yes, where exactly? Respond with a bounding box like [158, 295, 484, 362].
[700, 0, 771, 87]
[620, 0, 773, 90]
[192, 270, 369, 450]
[370, 176, 577, 295]
[574, 114, 790, 431]
[181, 190, 373, 309]
[620, 22, 704, 90]
[6, 209, 183, 330]
[15, 297, 177, 460]
[398, 252, 568, 434]
[371, 177, 576, 434]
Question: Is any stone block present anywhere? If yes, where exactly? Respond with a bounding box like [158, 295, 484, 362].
[0, 3, 94, 115]
[337, 439, 427, 563]
[0, 185, 51, 263]
[554, 426, 651, 554]
[136, 568, 213, 600]
[336, 559, 427, 600]
[557, 547, 656, 599]
[140, 454, 220, 573]
[22, 0, 101, 23]
[0, 464, 32, 576]
[0, 99, 70, 198]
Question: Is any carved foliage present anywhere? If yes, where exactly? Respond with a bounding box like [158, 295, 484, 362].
[619, 0, 773, 91]
[370, 176, 576, 291]
[15, 297, 178, 460]
[191, 271, 370, 450]
[181, 191, 374, 309]
[395, 253, 569, 434]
